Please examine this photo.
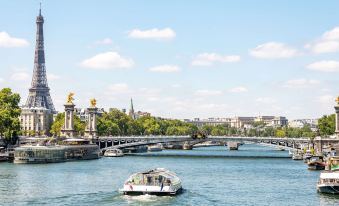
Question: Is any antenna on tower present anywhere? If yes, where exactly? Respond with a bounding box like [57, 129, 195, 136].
[39, 2, 42, 15]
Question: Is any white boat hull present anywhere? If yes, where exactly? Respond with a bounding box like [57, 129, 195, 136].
[121, 183, 182, 195]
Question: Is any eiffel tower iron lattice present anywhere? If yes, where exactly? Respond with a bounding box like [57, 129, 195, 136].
[25, 7, 55, 113]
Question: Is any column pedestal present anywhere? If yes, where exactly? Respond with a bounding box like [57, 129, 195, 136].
[335, 105, 339, 139]
[84, 107, 98, 139]
[61, 103, 75, 138]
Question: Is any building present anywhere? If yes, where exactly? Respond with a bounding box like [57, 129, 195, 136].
[230, 117, 255, 128]
[20, 8, 55, 136]
[254, 116, 275, 124]
[135, 111, 151, 119]
[185, 118, 232, 127]
[20, 107, 53, 136]
[127, 98, 151, 119]
[270, 116, 288, 127]
[185, 115, 288, 128]
[75, 108, 105, 122]
[289, 119, 318, 131]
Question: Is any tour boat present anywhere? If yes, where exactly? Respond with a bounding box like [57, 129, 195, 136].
[317, 156, 339, 194]
[317, 172, 339, 194]
[292, 151, 303, 160]
[147, 144, 163, 152]
[303, 150, 313, 163]
[121, 168, 183, 195]
[307, 156, 325, 170]
[104, 148, 124, 157]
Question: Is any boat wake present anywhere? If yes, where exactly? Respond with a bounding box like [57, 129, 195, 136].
[122, 194, 173, 203]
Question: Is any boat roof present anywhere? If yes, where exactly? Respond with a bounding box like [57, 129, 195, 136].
[63, 138, 89, 142]
[320, 172, 339, 179]
[133, 168, 177, 179]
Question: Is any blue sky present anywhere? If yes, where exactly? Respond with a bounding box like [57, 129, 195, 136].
[1, 0, 339, 119]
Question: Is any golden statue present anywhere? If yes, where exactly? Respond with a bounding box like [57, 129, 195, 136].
[90, 98, 97, 107]
[67, 92, 75, 104]
[336, 96, 339, 105]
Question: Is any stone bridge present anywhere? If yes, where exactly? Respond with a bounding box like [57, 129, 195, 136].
[95, 136, 312, 152]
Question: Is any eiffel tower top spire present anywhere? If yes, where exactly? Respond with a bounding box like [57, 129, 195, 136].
[24, 6, 55, 112]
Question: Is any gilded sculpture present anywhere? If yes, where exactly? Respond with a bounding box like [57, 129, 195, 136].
[90, 98, 97, 107]
[67, 92, 75, 104]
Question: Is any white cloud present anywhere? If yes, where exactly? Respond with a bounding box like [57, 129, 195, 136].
[229, 86, 248, 93]
[284, 78, 320, 88]
[10, 72, 30, 81]
[0, 32, 29, 48]
[316, 95, 334, 104]
[80, 52, 134, 70]
[306, 41, 339, 54]
[128, 28, 176, 40]
[149, 65, 180, 73]
[0, 77, 4, 83]
[194, 89, 223, 96]
[107, 83, 130, 94]
[322, 27, 339, 40]
[306, 27, 339, 53]
[47, 73, 61, 80]
[249, 42, 299, 59]
[307, 60, 339, 72]
[191, 53, 240, 66]
[94, 38, 113, 45]
[255, 97, 276, 104]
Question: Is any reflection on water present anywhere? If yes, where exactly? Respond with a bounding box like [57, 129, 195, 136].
[0, 144, 339, 206]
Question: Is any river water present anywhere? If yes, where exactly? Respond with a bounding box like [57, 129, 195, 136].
[0, 144, 339, 206]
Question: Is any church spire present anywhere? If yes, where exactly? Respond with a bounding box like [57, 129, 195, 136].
[129, 98, 136, 120]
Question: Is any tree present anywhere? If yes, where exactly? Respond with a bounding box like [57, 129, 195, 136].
[0, 88, 21, 146]
[201, 125, 213, 135]
[318, 114, 335, 136]
[97, 109, 131, 136]
[50, 112, 85, 136]
[275, 129, 286, 138]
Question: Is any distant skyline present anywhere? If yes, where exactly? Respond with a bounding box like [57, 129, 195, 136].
[1, 0, 339, 119]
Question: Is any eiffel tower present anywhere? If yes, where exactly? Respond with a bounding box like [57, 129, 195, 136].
[24, 6, 55, 113]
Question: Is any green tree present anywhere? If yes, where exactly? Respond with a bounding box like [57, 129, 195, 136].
[0, 88, 21, 146]
[201, 125, 214, 135]
[318, 114, 335, 136]
[275, 129, 286, 138]
[97, 109, 131, 136]
[50, 112, 85, 136]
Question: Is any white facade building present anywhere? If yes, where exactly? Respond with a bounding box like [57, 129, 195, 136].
[20, 107, 53, 136]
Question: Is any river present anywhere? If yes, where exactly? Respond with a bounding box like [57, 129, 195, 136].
[0, 144, 338, 206]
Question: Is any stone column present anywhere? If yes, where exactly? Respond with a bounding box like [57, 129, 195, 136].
[61, 102, 75, 138]
[84, 103, 98, 139]
[335, 103, 339, 138]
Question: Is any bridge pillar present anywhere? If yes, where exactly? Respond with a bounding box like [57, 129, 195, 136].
[61, 102, 75, 138]
[84, 104, 98, 139]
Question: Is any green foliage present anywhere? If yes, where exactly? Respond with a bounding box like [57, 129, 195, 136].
[275, 129, 286, 138]
[318, 114, 335, 136]
[0, 88, 21, 145]
[50, 112, 86, 136]
[96, 109, 198, 136]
